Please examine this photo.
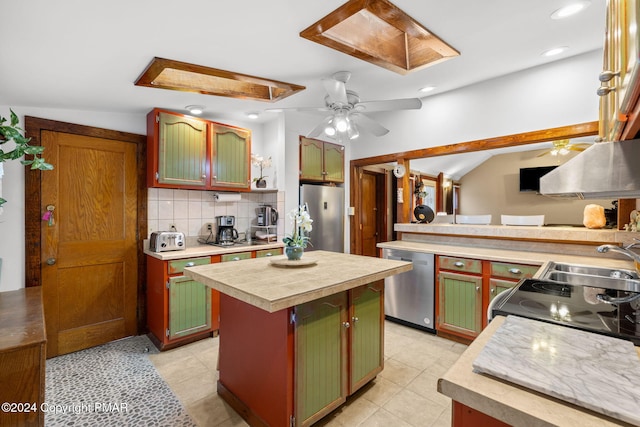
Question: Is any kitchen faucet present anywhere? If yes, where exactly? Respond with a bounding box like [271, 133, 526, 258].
[596, 240, 640, 264]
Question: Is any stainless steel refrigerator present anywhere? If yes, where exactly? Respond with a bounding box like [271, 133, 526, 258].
[299, 185, 344, 253]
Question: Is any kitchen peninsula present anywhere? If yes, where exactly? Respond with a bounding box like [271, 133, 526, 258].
[184, 250, 411, 427]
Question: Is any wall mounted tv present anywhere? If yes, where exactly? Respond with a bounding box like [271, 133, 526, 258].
[519, 166, 557, 193]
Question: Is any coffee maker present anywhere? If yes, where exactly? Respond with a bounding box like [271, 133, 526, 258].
[216, 215, 238, 245]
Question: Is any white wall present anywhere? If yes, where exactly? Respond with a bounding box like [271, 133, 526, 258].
[349, 50, 602, 160]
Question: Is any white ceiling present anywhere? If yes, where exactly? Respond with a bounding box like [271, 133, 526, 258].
[2, 0, 606, 130]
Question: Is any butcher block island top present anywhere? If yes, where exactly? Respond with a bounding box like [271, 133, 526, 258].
[183, 250, 412, 312]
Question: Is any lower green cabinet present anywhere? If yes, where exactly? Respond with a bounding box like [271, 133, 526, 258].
[437, 271, 483, 338]
[168, 276, 211, 339]
[293, 282, 384, 427]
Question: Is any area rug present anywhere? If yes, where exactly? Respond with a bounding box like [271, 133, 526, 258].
[45, 335, 196, 426]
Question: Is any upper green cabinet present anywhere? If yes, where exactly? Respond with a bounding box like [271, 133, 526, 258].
[146, 108, 251, 191]
[299, 136, 344, 183]
[153, 111, 208, 187]
[210, 123, 251, 189]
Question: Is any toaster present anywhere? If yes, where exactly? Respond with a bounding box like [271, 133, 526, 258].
[150, 231, 186, 252]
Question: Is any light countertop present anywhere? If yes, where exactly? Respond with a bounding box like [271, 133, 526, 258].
[183, 250, 412, 313]
[438, 315, 640, 427]
[377, 240, 637, 272]
[394, 223, 636, 245]
[144, 239, 284, 260]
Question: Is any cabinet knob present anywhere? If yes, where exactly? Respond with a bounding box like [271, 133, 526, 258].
[232, 257, 240, 261]
[599, 70, 620, 82]
[212, 175, 217, 179]
[352, 316, 359, 323]
[265, 252, 273, 257]
[342, 321, 350, 328]
[508, 268, 522, 275]
[490, 288, 496, 294]
[476, 286, 480, 292]
[202, 174, 206, 179]
[185, 262, 195, 267]
[454, 261, 464, 268]
[597, 86, 615, 96]
[46, 257, 57, 266]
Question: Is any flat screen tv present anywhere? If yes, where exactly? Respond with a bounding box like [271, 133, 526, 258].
[519, 166, 557, 193]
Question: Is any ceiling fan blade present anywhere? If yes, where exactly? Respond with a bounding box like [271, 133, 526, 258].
[350, 113, 389, 137]
[355, 98, 422, 112]
[307, 116, 333, 138]
[322, 78, 348, 105]
[265, 106, 331, 113]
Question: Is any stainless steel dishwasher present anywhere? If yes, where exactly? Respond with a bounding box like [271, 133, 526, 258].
[382, 248, 435, 332]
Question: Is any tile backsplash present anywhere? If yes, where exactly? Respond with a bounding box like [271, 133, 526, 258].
[147, 188, 285, 240]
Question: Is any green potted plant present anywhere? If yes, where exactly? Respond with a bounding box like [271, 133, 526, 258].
[0, 109, 53, 207]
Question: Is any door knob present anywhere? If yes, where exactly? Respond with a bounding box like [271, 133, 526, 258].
[46, 258, 57, 265]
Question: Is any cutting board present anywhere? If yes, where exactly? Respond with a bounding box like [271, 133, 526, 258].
[472, 316, 640, 425]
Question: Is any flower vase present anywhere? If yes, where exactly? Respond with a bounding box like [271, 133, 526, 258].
[256, 178, 267, 188]
[285, 246, 304, 261]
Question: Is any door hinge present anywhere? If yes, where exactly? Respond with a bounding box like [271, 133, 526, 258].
[166, 281, 170, 289]
[290, 311, 296, 324]
[155, 172, 159, 180]
[156, 114, 160, 123]
[166, 328, 170, 337]
[290, 415, 295, 427]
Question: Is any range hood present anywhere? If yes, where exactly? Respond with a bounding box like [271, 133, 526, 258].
[539, 138, 640, 199]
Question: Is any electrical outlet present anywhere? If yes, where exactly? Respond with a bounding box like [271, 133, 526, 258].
[206, 223, 213, 232]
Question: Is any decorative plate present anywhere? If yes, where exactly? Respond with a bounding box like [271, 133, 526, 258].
[270, 258, 318, 268]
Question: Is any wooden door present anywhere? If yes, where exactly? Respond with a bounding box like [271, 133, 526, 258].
[210, 123, 251, 189]
[40, 131, 138, 357]
[361, 171, 386, 257]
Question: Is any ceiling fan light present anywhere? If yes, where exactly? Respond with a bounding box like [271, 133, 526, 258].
[325, 126, 336, 136]
[348, 124, 359, 140]
[335, 116, 349, 132]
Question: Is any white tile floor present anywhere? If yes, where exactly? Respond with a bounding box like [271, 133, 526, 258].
[150, 321, 467, 426]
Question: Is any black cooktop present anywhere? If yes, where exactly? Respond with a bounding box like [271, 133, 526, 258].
[493, 279, 640, 345]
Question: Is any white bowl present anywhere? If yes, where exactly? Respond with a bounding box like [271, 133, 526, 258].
[456, 215, 492, 225]
[501, 215, 545, 226]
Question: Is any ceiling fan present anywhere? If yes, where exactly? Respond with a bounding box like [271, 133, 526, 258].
[292, 71, 422, 141]
[536, 139, 592, 157]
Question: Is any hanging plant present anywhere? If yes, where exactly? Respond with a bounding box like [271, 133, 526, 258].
[0, 109, 53, 207]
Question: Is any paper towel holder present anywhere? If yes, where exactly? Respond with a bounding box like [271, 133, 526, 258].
[213, 192, 242, 202]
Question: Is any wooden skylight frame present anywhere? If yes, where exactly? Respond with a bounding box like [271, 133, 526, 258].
[300, 0, 460, 75]
[134, 57, 306, 102]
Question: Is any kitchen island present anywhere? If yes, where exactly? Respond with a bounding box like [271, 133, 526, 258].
[184, 250, 412, 427]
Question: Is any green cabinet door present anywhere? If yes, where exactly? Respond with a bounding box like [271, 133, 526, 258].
[211, 123, 251, 189]
[489, 278, 517, 302]
[294, 292, 348, 427]
[168, 276, 211, 339]
[438, 271, 483, 337]
[299, 137, 324, 181]
[349, 282, 383, 393]
[157, 111, 208, 187]
[323, 141, 344, 183]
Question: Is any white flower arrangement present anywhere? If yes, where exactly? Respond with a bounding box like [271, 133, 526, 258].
[283, 205, 313, 248]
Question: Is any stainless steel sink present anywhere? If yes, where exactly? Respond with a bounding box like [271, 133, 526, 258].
[540, 262, 640, 292]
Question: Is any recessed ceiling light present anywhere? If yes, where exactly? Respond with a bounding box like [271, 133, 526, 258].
[541, 46, 569, 57]
[420, 86, 436, 93]
[186, 105, 204, 115]
[246, 112, 259, 119]
[550, 1, 591, 20]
